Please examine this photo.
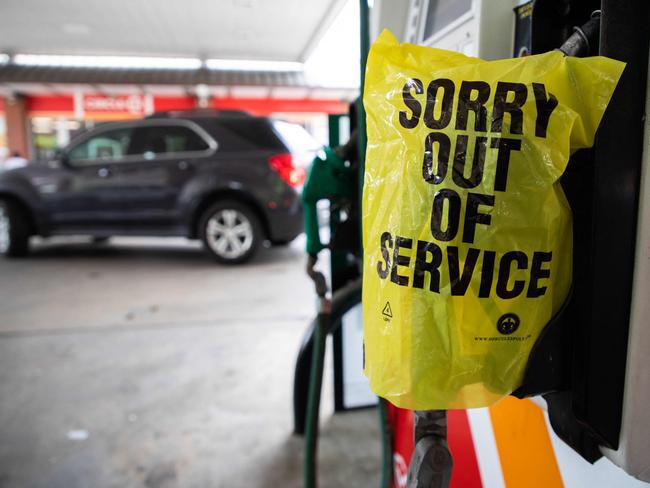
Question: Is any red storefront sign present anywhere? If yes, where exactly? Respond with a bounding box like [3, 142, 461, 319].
[19, 94, 347, 119]
[27, 96, 74, 115]
[152, 96, 196, 112]
[83, 94, 145, 116]
[213, 97, 347, 115]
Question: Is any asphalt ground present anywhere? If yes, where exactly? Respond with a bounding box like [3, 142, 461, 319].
[0, 236, 380, 488]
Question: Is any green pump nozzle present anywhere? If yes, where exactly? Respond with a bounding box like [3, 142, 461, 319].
[301, 146, 357, 257]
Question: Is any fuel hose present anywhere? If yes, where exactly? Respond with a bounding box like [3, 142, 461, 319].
[303, 278, 365, 488]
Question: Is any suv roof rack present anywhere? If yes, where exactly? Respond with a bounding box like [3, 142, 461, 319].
[146, 109, 252, 119]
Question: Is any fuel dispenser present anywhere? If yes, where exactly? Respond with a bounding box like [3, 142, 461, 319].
[293, 107, 363, 436]
[515, 0, 649, 476]
[367, 0, 650, 486]
[295, 0, 650, 487]
[293, 107, 372, 488]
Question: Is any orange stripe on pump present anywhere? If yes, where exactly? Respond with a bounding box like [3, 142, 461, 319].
[489, 397, 564, 488]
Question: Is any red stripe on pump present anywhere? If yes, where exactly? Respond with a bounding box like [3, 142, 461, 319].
[448, 409, 483, 488]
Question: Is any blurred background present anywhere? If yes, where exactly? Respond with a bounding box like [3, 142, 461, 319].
[0, 0, 360, 161]
[0, 1, 373, 487]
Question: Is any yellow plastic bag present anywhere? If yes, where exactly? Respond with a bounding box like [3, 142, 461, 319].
[362, 30, 625, 410]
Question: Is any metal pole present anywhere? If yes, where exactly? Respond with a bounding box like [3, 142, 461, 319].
[356, 5, 393, 488]
[357, 0, 369, 248]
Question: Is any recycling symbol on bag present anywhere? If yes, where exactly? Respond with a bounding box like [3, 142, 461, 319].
[497, 314, 520, 335]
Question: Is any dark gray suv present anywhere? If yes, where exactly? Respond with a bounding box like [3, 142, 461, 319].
[0, 110, 316, 263]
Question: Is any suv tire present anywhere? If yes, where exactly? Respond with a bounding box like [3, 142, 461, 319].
[199, 200, 262, 264]
[0, 199, 30, 258]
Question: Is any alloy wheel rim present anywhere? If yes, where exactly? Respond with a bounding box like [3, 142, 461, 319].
[205, 209, 253, 259]
[0, 206, 10, 254]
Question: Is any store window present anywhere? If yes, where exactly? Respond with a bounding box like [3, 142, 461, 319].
[31, 117, 88, 161]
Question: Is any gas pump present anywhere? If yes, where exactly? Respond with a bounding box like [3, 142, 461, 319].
[293, 111, 362, 438]
[295, 1, 648, 487]
[296, 113, 383, 488]
[367, 0, 649, 487]
[517, 0, 650, 477]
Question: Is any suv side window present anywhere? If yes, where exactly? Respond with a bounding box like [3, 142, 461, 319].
[128, 125, 210, 159]
[67, 128, 133, 164]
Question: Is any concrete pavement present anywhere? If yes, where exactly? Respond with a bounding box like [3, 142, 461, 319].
[0, 237, 380, 488]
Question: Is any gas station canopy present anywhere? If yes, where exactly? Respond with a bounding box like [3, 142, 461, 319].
[0, 0, 357, 95]
[0, 0, 347, 62]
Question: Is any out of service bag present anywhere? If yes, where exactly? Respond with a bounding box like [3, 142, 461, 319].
[362, 30, 625, 409]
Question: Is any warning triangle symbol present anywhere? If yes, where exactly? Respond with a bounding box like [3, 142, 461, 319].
[382, 301, 393, 318]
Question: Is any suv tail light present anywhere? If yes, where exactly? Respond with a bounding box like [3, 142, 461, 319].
[268, 153, 306, 187]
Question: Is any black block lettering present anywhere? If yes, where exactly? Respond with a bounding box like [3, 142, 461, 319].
[377, 231, 393, 279]
[528, 251, 552, 297]
[453, 135, 487, 189]
[424, 78, 455, 130]
[491, 82, 527, 135]
[399, 78, 424, 129]
[422, 132, 451, 184]
[455, 81, 490, 132]
[413, 240, 443, 292]
[448, 247, 480, 296]
[390, 236, 413, 286]
[532, 83, 558, 138]
[431, 189, 461, 241]
[497, 251, 528, 299]
[490, 137, 522, 192]
[479, 250, 496, 298]
[463, 192, 494, 243]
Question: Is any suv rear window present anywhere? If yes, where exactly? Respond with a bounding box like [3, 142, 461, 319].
[196, 118, 286, 152]
[129, 125, 209, 156]
[272, 120, 322, 155]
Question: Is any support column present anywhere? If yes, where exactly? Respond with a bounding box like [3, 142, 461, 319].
[4, 94, 30, 159]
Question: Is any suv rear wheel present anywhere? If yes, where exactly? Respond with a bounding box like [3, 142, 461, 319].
[0, 199, 30, 258]
[199, 200, 262, 264]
